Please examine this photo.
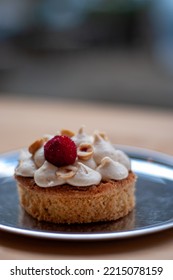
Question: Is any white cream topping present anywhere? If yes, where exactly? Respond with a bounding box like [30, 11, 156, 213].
[67, 162, 101, 186]
[34, 161, 65, 187]
[34, 146, 45, 168]
[114, 149, 131, 170]
[97, 157, 128, 180]
[15, 157, 37, 177]
[15, 127, 131, 187]
[78, 157, 97, 169]
[72, 126, 93, 146]
[93, 133, 117, 164]
[19, 148, 31, 160]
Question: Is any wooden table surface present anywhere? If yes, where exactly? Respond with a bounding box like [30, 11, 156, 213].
[0, 96, 173, 260]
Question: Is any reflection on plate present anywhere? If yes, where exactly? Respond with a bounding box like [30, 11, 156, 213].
[19, 208, 135, 234]
[0, 146, 173, 241]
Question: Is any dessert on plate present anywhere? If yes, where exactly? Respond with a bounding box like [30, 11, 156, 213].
[15, 126, 137, 224]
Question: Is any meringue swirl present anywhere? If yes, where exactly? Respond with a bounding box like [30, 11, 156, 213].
[15, 127, 131, 187]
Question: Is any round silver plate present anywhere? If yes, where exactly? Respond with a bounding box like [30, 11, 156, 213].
[0, 146, 173, 241]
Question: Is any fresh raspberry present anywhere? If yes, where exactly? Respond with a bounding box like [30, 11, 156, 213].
[44, 135, 77, 167]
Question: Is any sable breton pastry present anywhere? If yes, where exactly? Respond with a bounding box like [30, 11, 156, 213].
[15, 127, 136, 224]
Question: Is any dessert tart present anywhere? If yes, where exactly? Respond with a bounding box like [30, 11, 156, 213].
[15, 127, 137, 224]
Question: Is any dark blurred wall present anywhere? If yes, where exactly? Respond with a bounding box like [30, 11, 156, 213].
[0, 0, 173, 108]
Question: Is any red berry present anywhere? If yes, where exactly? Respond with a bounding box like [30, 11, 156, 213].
[44, 135, 77, 167]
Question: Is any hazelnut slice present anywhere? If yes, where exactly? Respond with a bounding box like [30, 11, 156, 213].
[77, 143, 93, 161]
[56, 166, 77, 179]
[28, 139, 44, 155]
[61, 129, 75, 138]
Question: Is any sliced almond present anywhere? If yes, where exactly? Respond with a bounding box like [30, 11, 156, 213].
[77, 143, 93, 160]
[28, 138, 44, 155]
[61, 129, 75, 138]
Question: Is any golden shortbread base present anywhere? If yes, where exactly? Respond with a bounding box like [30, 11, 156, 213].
[15, 172, 136, 224]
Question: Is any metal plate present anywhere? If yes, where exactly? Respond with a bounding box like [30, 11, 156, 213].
[0, 146, 173, 241]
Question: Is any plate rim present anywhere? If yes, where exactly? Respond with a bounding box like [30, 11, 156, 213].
[0, 219, 173, 241]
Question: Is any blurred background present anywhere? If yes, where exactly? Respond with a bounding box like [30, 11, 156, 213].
[0, 0, 173, 108]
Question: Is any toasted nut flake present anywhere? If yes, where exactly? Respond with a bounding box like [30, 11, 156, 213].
[93, 133, 102, 143]
[56, 166, 77, 179]
[94, 131, 108, 142]
[77, 143, 93, 160]
[99, 132, 108, 141]
[78, 125, 85, 134]
[28, 139, 44, 155]
[42, 135, 52, 142]
[61, 129, 75, 137]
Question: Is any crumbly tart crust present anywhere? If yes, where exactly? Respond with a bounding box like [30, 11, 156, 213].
[15, 172, 136, 224]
